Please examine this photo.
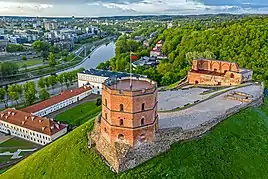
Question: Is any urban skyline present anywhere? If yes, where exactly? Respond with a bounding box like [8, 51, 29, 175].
[1, 0, 268, 17]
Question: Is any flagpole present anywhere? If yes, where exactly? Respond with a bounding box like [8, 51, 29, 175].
[130, 51, 132, 89]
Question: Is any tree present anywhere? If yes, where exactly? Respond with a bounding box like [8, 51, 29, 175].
[24, 81, 37, 105]
[6, 44, 24, 53]
[0, 62, 19, 78]
[57, 74, 65, 91]
[48, 52, 56, 67]
[39, 88, 50, 101]
[38, 78, 46, 89]
[96, 98, 102, 106]
[7, 85, 19, 106]
[21, 55, 27, 61]
[48, 75, 58, 91]
[0, 88, 6, 107]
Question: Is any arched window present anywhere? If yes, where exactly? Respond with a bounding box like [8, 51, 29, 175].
[118, 134, 124, 140]
[230, 73, 235, 78]
[105, 99, 107, 106]
[120, 119, 124, 126]
[120, 104, 124, 112]
[141, 103, 145, 111]
[141, 118, 145, 125]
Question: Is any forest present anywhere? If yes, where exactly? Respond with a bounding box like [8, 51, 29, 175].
[98, 16, 268, 87]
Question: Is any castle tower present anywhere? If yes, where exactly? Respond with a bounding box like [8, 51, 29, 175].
[100, 77, 158, 147]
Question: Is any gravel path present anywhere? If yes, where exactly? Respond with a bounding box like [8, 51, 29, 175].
[159, 84, 262, 130]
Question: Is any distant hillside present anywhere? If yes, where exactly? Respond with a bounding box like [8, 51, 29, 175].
[2, 101, 268, 178]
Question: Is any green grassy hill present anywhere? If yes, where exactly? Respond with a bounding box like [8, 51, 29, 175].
[55, 101, 101, 126]
[2, 100, 268, 179]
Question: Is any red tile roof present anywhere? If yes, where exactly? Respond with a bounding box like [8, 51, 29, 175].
[22, 86, 91, 114]
[0, 109, 67, 136]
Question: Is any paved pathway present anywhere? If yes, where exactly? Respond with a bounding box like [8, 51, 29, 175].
[159, 84, 263, 130]
[158, 84, 248, 111]
[0, 148, 37, 159]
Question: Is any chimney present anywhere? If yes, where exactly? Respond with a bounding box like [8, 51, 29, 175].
[0, 113, 4, 118]
[25, 116, 28, 120]
[39, 119, 42, 123]
[22, 121, 25, 125]
[41, 127, 46, 131]
[5, 115, 8, 120]
[55, 124, 59, 129]
[50, 126, 54, 130]
[7, 111, 11, 116]
[31, 116, 35, 121]
[12, 112, 15, 116]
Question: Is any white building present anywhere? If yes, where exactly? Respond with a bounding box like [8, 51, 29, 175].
[22, 86, 92, 117]
[0, 109, 67, 146]
[78, 69, 142, 95]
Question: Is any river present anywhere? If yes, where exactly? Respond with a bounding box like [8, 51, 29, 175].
[16, 41, 116, 85]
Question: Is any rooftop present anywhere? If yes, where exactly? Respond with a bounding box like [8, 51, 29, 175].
[105, 77, 156, 91]
[22, 86, 91, 114]
[0, 108, 66, 136]
[79, 69, 141, 79]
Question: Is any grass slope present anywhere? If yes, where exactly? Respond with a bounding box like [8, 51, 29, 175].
[3, 101, 268, 178]
[55, 101, 101, 126]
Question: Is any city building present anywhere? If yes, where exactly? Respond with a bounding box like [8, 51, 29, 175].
[132, 56, 157, 69]
[22, 86, 92, 117]
[0, 108, 67, 145]
[188, 59, 253, 86]
[78, 69, 141, 95]
[150, 40, 167, 59]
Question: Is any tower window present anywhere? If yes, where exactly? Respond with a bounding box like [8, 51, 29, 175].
[141, 118, 145, 125]
[141, 103, 145, 111]
[118, 134, 124, 140]
[120, 119, 124, 126]
[105, 113, 107, 119]
[120, 104, 124, 112]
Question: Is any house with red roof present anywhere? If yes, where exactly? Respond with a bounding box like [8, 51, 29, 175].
[0, 108, 67, 145]
[22, 86, 92, 117]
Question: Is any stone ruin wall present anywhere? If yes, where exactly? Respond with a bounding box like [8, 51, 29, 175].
[89, 83, 264, 173]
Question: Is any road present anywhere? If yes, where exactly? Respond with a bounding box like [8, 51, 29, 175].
[0, 41, 115, 110]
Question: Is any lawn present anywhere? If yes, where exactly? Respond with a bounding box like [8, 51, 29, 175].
[16, 59, 43, 68]
[55, 101, 101, 126]
[0, 138, 36, 148]
[2, 100, 268, 178]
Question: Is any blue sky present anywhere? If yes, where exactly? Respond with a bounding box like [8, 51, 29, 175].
[1, 0, 268, 17]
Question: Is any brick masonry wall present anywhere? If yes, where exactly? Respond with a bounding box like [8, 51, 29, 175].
[89, 84, 264, 173]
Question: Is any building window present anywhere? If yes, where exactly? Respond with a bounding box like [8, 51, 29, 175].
[141, 118, 145, 125]
[118, 134, 124, 140]
[230, 73, 235, 78]
[120, 119, 124, 126]
[104, 128, 107, 133]
[105, 99, 107, 106]
[120, 104, 124, 112]
[142, 103, 145, 111]
[105, 113, 107, 120]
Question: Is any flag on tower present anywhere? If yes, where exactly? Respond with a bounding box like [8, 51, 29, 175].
[130, 52, 138, 61]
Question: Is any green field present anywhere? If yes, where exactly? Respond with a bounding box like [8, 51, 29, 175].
[16, 59, 43, 68]
[0, 138, 35, 149]
[0, 137, 38, 166]
[2, 100, 268, 178]
[55, 101, 101, 126]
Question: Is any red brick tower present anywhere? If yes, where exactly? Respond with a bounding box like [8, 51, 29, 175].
[100, 77, 158, 147]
